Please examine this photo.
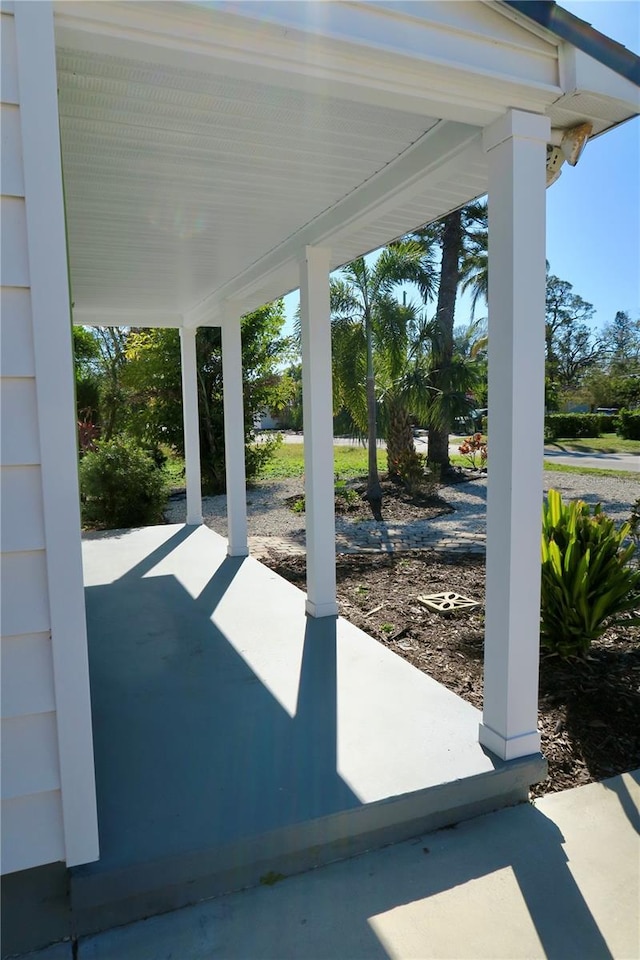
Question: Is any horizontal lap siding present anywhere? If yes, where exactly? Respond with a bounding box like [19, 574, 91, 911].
[1, 7, 64, 875]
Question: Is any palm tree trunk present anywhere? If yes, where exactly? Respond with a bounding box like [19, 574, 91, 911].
[365, 312, 383, 504]
[386, 397, 415, 478]
[428, 210, 463, 471]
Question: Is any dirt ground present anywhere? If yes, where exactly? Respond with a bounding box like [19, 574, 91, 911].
[262, 483, 640, 798]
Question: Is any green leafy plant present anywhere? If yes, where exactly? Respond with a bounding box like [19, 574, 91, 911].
[80, 437, 167, 529]
[334, 480, 360, 511]
[288, 481, 360, 516]
[388, 449, 436, 496]
[540, 489, 640, 658]
[629, 498, 640, 549]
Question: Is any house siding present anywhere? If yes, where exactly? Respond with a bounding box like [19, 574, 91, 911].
[0, 4, 98, 874]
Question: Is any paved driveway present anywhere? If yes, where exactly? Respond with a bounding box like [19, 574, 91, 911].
[276, 431, 638, 473]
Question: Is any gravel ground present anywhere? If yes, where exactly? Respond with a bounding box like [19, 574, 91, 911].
[165, 469, 638, 539]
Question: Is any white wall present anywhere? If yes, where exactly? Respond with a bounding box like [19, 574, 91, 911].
[0, 2, 98, 874]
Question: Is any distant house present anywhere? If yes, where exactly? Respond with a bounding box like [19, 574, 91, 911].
[1, 1, 638, 952]
[255, 410, 283, 431]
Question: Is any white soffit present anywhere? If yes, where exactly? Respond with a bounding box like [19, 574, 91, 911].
[53, 1, 637, 325]
[57, 46, 440, 318]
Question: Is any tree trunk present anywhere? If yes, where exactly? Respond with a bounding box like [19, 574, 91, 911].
[428, 210, 463, 472]
[386, 397, 415, 478]
[365, 311, 383, 506]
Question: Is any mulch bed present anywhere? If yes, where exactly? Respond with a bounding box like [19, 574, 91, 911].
[286, 477, 453, 523]
[263, 484, 640, 798]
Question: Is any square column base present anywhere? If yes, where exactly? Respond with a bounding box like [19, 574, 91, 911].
[227, 545, 249, 558]
[186, 515, 203, 526]
[479, 722, 541, 762]
[305, 600, 339, 619]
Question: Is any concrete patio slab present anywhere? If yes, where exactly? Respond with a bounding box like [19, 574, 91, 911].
[70, 524, 544, 936]
[76, 770, 639, 960]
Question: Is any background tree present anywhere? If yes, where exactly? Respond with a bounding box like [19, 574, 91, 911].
[544, 274, 598, 407]
[553, 318, 601, 394]
[580, 368, 640, 411]
[269, 362, 303, 431]
[124, 303, 290, 492]
[577, 310, 640, 411]
[601, 310, 640, 373]
[73, 326, 101, 422]
[93, 327, 131, 440]
[72, 303, 291, 493]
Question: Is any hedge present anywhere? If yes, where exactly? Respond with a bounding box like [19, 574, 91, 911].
[616, 409, 640, 441]
[545, 414, 603, 441]
[598, 414, 618, 434]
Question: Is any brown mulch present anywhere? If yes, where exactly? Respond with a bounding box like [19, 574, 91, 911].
[262, 487, 640, 798]
[286, 477, 453, 523]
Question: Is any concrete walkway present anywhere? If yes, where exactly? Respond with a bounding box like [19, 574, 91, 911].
[543, 448, 639, 472]
[31, 771, 639, 959]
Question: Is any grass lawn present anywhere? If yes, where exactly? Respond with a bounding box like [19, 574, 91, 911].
[165, 437, 636, 488]
[547, 433, 640, 455]
[542, 461, 637, 479]
[258, 442, 387, 480]
[163, 452, 186, 487]
[450, 453, 636, 479]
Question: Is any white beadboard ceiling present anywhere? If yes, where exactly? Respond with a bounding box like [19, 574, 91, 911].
[57, 47, 441, 319]
[53, 2, 639, 326]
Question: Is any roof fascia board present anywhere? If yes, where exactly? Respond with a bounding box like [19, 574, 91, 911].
[562, 46, 640, 108]
[53, 2, 561, 126]
[485, 0, 563, 46]
[502, 1, 640, 86]
[184, 121, 483, 327]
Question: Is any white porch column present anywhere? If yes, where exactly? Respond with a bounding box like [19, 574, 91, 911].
[479, 110, 550, 762]
[299, 246, 338, 618]
[221, 308, 249, 557]
[179, 327, 203, 525]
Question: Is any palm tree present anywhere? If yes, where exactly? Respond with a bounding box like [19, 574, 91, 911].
[401, 202, 487, 471]
[331, 244, 436, 505]
[375, 303, 432, 478]
[459, 217, 488, 318]
[331, 259, 395, 505]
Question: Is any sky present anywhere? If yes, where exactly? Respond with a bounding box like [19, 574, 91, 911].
[284, 0, 639, 336]
[545, 1, 639, 331]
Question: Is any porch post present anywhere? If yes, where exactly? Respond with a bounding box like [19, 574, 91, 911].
[299, 246, 338, 618]
[221, 307, 249, 557]
[179, 327, 203, 525]
[479, 109, 550, 762]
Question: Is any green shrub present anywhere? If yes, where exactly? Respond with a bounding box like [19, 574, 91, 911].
[540, 489, 640, 658]
[597, 414, 618, 434]
[544, 414, 602, 441]
[247, 432, 283, 484]
[80, 437, 167, 529]
[629, 499, 640, 549]
[616, 409, 640, 441]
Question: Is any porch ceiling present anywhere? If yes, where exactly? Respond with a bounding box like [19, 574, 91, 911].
[53, 1, 639, 327]
[56, 46, 441, 320]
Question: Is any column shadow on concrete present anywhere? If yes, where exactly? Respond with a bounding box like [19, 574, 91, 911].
[603, 769, 639, 835]
[81, 541, 359, 875]
[196, 800, 616, 960]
